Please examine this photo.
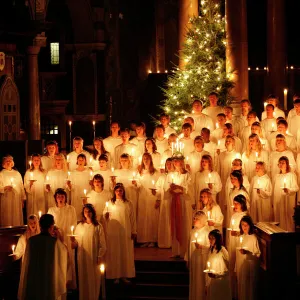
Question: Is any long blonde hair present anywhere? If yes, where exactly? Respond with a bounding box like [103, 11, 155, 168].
[53, 153, 68, 172]
[246, 134, 262, 158]
[199, 188, 217, 211]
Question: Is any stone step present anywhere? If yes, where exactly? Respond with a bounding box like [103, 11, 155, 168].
[135, 270, 189, 285]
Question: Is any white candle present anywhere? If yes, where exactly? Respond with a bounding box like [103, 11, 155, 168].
[152, 180, 155, 188]
[283, 177, 287, 189]
[46, 176, 50, 182]
[284, 88, 288, 110]
[257, 179, 260, 188]
[30, 172, 33, 180]
[133, 172, 136, 179]
[38, 211, 42, 218]
[208, 173, 212, 184]
[67, 155, 69, 162]
[29, 160, 32, 168]
[131, 148, 135, 156]
[240, 236, 243, 245]
[100, 264, 105, 274]
[231, 219, 235, 229]
[217, 140, 220, 148]
[12, 244, 15, 254]
[255, 152, 258, 160]
[10, 178, 14, 186]
[207, 211, 211, 220]
[71, 226, 74, 235]
[90, 171, 93, 180]
[271, 123, 275, 131]
[207, 261, 211, 270]
[216, 122, 219, 129]
[171, 174, 174, 183]
[264, 102, 267, 109]
[111, 167, 114, 173]
[84, 189, 87, 196]
[68, 171, 71, 180]
[106, 201, 109, 212]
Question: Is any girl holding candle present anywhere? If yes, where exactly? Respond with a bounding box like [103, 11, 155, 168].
[0, 155, 26, 226]
[71, 204, 106, 300]
[114, 153, 138, 216]
[135, 153, 160, 247]
[217, 123, 242, 153]
[104, 183, 136, 284]
[156, 158, 174, 248]
[227, 194, 248, 298]
[205, 229, 231, 300]
[45, 153, 68, 209]
[236, 215, 261, 300]
[67, 154, 91, 220]
[41, 140, 59, 171]
[144, 138, 161, 169]
[186, 210, 210, 300]
[250, 162, 272, 222]
[48, 188, 77, 289]
[24, 154, 47, 217]
[242, 134, 269, 182]
[87, 174, 111, 224]
[198, 188, 224, 233]
[193, 154, 222, 206]
[90, 137, 111, 171]
[273, 156, 299, 231]
[251, 121, 270, 151]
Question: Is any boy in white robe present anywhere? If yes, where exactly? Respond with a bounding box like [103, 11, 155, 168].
[103, 121, 122, 158]
[202, 92, 224, 123]
[152, 113, 176, 138]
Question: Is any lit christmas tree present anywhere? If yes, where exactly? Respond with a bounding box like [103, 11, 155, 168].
[160, 0, 234, 131]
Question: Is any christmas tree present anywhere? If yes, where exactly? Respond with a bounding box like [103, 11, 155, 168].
[160, 0, 234, 131]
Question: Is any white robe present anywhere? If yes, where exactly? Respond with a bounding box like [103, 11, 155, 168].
[46, 169, 69, 209]
[89, 152, 112, 171]
[202, 205, 224, 233]
[87, 189, 111, 222]
[103, 136, 122, 158]
[130, 136, 147, 155]
[269, 133, 297, 154]
[75, 223, 106, 300]
[186, 112, 214, 132]
[24, 169, 46, 216]
[179, 137, 195, 157]
[261, 107, 285, 120]
[202, 106, 224, 124]
[92, 169, 114, 192]
[250, 174, 272, 222]
[273, 172, 299, 231]
[187, 226, 210, 300]
[206, 247, 232, 300]
[149, 152, 162, 170]
[136, 170, 161, 243]
[155, 138, 169, 156]
[260, 118, 277, 141]
[41, 155, 56, 172]
[105, 199, 136, 279]
[187, 150, 210, 175]
[69, 168, 91, 220]
[67, 150, 91, 171]
[48, 204, 77, 289]
[269, 150, 296, 180]
[236, 234, 261, 300]
[0, 169, 26, 226]
[114, 143, 140, 169]
[18, 234, 68, 300]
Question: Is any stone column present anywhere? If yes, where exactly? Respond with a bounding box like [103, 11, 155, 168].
[226, 0, 248, 113]
[178, 0, 198, 68]
[27, 45, 41, 140]
[267, 0, 286, 107]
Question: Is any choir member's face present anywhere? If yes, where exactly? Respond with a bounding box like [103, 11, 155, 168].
[267, 98, 276, 107]
[94, 140, 102, 152]
[247, 114, 256, 125]
[165, 160, 173, 172]
[120, 158, 130, 169]
[278, 159, 287, 171]
[168, 136, 177, 145]
[255, 164, 264, 175]
[230, 175, 239, 187]
[77, 157, 86, 166]
[266, 106, 274, 117]
[217, 116, 226, 127]
[115, 187, 124, 198]
[160, 116, 170, 126]
[145, 140, 154, 151]
[223, 125, 229, 136]
[28, 218, 38, 232]
[208, 235, 216, 247]
[249, 138, 258, 149]
[201, 131, 209, 142]
[32, 157, 41, 168]
[194, 139, 204, 151]
[93, 178, 103, 189]
[225, 138, 234, 149]
[142, 155, 151, 166]
[111, 123, 120, 135]
[200, 192, 209, 205]
[224, 108, 232, 119]
[56, 194, 66, 207]
[201, 159, 209, 169]
[232, 161, 242, 171]
[47, 145, 56, 155]
[192, 101, 202, 113]
[275, 138, 285, 149]
[156, 128, 164, 138]
[251, 125, 259, 135]
[173, 159, 182, 169]
[73, 140, 83, 150]
[233, 201, 242, 212]
[208, 95, 218, 106]
[241, 102, 250, 113]
[294, 104, 300, 115]
[2, 157, 14, 170]
[121, 131, 130, 142]
[55, 156, 63, 168]
[182, 127, 191, 138]
[136, 126, 144, 137]
[241, 221, 250, 234]
[193, 216, 201, 227]
[277, 124, 287, 133]
[99, 160, 107, 170]
[84, 208, 93, 220]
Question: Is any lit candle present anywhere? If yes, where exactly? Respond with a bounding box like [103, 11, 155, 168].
[131, 148, 135, 156]
[171, 174, 174, 184]
[100, 264, 105, 274]
[152, 180, 155, 189]
[84, 189, 87, 196]
[71, 226, 74, 236]
[38, 211, 42, 219]
[283, 177, 287, 189]
[208, 173, 212, 184]
[240, 236, 243, 245]
[68, 171, 71, 180]
[90, 171, 93, 180]
[46, 176, 50, 182]
[12, 244, 15, 254]
[255, 152, 258, 160]
[284, 88, 288, 110]
[217, 140, 220, 149]
[207, 261, 211, 271]
[29, 160, 32, 168]
[10, 178, 14, 186]
[106, 201, 109, 212]
[257, 179, 260, 189]
[111, 167, 114, 174]
[69, 121, 72, 128]
[264, 102, 267, 109]
[92, 121, 96, 139]
[271, 123, 275, 131]
[132, 172, 136, 180]
[30, 172, 33, 180]
[231, 219, 235, 229]
[207, 211, 211, 220]
[216, 122, 219, 129]
[67, 155, 69, 162]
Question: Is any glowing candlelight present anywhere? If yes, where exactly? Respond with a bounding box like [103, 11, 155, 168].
[283, 177, 287, 189]
[106, 201, 109, 212]
[133, 172, 136, 180]
[138, 156, 142, 164]
[255, 152, 258, 160]
[10, 178, 13, 186]
[207, 211, 211, 220]
[68, 171, 71, 180]
[171, 174, 174, 183]
[207, 261, 211, 270]
[231, 219, 235, 228]
[46, 176, 50, 182]
[284, 89, 288, 111]
[71, 226, 74, 235]
[84, 189, 87, 196]
[29, 160, 32, 168]
[38, 211, 42, 219]
[100, 264, 105, 274]
[264, 102, 267, 109]
[240, 236, 243, 245]
[30, 172, 33, 180]
[12, 245, 15, 254]
[271, 123, 275, 131]
[208, 173, 212, 184]
[216, 122, 219, 129]
[67, 155, 69, 162]
[217, 140, 220, 149]
[257, 179, 260, 188]
[131, 148, 135, 156]
[69, 121, 72, 127]
[92, 120, 95, 126]
[90, 171, 93, 179]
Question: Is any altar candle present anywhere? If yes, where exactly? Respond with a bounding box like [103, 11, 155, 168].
[12, 244, 15, 254]
[284, 89, 288, 111]
[100, 264, 105, 274]
[71, 226, 74, 235]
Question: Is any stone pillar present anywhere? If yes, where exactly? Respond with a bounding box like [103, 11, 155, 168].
[178, 0, 198, 68]
[267, 0, 286, 107]
[226, 0, 248, 113]
[27, 45, 41, 140]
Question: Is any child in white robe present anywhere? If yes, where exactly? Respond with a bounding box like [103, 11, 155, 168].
[206, 229, 232, 300]
[179, 123, 195, 157]
[198, 188, 224, 234]
[89, 137, 112, 171]
[131, 122, 147, 156]
[273, 156, 299, 231]
[187, 211, 210, 300]
[251, 122, 270, 151]
[71, 204, 106, 300]
[250, 162, 272, 222]
[0, 155, 26, 226]
[135, 153, 161, 247]
[145, 138, 162, 170]
[103, 121, 122, 158]
[236, 215, 261, 300]
[104, 183, 136, 284]
[24, 154, 47, 216]
[155, 125, 170, 156]
[41, 140, 58, 171]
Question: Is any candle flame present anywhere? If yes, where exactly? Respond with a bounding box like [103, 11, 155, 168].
[111, 167, 114, 173]
[38, 211, 42, 218]
[100, 264, 105, 273]
[106, 202, 109, 208]
[207, 261, 211, 268]
[71, 226, 74, 234]
[84, 189, 87, 195]
[240, 236, 243, 244]
[12, 245, 15, 253]
[69, 121, 72, 126]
